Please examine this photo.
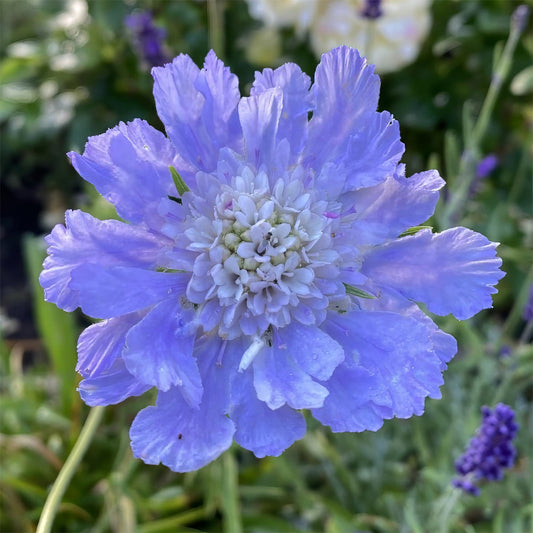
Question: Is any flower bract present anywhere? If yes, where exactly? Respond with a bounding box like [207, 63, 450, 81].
[40, 47, 504, 472]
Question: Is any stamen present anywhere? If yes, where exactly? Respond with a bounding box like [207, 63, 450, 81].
[238, 335, 266, 372]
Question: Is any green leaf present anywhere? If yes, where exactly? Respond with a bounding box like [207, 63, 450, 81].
[22, 234, 79, 414]
[399, 225, 433, 237]
[343, 284, 376, 299]
[444, 130, 461, 179]
[169, 166, 190, 196]
[461, 101, 476, 150]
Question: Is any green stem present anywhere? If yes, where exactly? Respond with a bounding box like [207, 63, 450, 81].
[471, 21, 522, 146]
[37, 406, 105, 533]
[362, 20, 376, 63]
[207, 0, 224, 59]
[441, 10, 524, 227]
[221, 451, 242, 533]
[431, 486, 462, 533]
[501, 264, 533, 340]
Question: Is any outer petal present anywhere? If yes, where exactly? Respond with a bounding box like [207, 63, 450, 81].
[69, 265, 188, 319]
[130, 336, 238, 472]
[312, 365, 391, 433]
[362, 228, 505, 319]
[353, 285, 458, 370]
[251, 63, 312, 162]
[347, 168, 444, 245]
[68, 119, 184, 227]
[78, 359, 151, 406]
[152, 51, 242, 172]
[341, 111, 404, 191]
[252, 324, 344, 410]
[230, 370, 306, 458]
[39, 210, 162, 312]
[305, 46, 380, 174]
[238, 88, 283, 173]
[77, 312, 142, 377]
[123, 299, 202, 406]
[314, 310, 447, 427]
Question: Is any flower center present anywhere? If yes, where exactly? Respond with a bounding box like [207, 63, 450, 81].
[184, 170, 341, 339]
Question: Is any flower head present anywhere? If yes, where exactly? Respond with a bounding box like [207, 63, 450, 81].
[40, 47, 504, 472]
[453, 404, 519, 496]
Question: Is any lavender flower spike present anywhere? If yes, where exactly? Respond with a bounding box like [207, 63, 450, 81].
[453, 404, 519, 496]
[40, 48, 504, 472]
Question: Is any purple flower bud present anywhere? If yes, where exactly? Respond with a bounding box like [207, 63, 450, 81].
[476, 154, 498, 179]
[361, 0, 383, 20]
[523, 285, 533, 321]
[125, 11, 169, 68]
[512, 5, 530, 34]
[453, 403, 518, 495]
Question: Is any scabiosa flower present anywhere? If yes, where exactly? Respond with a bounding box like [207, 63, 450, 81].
[453, 404, 519, 495]
[125, 11, 168, 68]
[40, 47, 504, 472]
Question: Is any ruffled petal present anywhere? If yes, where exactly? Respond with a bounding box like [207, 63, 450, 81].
[252, 324, 343, 410]
[129, 336, 237, 472]
[314, 310, 447, 427]
[352, 285, 458, 370]
[251, 63, 312, 162]
[305, 46, 380, 175]
[69, 265, 188, 319]
[68, 119, 185, 227]
[39, 210, 163, 312]
[123, 299, 202, 406]
[152, 50, 242, 172]
[78, 359, 151, 406]
[362, 228, 505, 319]
[230, 370, 306, 458]
[284, 323, 344, 379]
[77, 312, 142, 377]
[238, 88, 283, 173]
[312, 365, 391, 433]
[346, 169, 444, 245]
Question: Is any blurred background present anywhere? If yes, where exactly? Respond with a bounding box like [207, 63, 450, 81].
[1, 1, 532, 531]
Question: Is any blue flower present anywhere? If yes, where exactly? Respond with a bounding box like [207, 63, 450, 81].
[453, 404, 519, 496]
[40, 47, 504, 472]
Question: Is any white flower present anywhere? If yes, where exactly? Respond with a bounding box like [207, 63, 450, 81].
[247, 0, 432, 73]
[247, 0, 319, 34]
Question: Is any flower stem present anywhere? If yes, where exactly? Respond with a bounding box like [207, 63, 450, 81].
[37, 406, 105, 533]
[441, 6, 526, 227]
[430, 486, 463, 533]
[221, 450, 242, 533]
[207, 0, 225, 59]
